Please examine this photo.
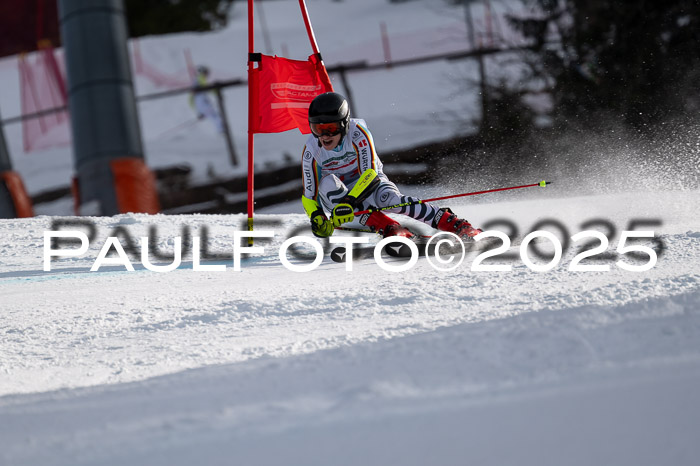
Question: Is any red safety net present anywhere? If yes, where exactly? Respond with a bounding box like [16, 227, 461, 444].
[132, 39, 194, 89]
[18, 45, 71, 153]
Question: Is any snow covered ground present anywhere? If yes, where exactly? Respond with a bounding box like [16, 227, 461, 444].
[1, 189, 699, 465]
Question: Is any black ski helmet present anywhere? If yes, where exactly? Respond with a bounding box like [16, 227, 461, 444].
[308, 92, 350, 138]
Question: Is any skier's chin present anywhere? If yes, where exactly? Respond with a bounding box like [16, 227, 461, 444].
[321, 139, 337, 149]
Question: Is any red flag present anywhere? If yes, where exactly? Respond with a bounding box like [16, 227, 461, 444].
[250, 53, 333, 134]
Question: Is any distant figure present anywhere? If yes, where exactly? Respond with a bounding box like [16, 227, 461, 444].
[190, 65, 224, 134]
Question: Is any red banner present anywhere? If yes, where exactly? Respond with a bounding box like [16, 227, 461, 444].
[250, 53, 333, 134]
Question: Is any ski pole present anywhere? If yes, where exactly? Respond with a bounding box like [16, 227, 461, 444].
[154, 117, 200, 139]
[355, 180, 550, 216]
[336, 225, 433, 239]
[335, 226, 375, 234]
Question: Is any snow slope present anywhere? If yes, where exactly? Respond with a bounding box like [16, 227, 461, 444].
[1, 0, 699, 463]
[1, 189, 699, 465]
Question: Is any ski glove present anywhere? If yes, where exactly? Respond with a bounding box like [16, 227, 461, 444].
[310, 210, 334, 238]
[302, 195, 334, 237]
[331, 203, 354, 227]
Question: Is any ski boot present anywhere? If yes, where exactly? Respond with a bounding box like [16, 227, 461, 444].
[433, 208, 482, 239]
[361, 211, 416, 258]
[361, 211, 416, 239]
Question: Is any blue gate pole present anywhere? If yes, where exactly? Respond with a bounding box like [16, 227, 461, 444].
[58, 0, 159, 215]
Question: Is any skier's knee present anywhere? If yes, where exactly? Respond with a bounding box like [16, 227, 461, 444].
[319, 175, 349, 206]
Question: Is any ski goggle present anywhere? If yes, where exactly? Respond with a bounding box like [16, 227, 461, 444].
[310, 121, 342, 137]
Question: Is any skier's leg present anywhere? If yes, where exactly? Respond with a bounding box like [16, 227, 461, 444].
[368, 178, 482, 238]
[314, 175, 407, 238]
[359, 211, 413, 238]
[195, 95, 224, 133]
[317, 175, 349, 214]
[353, 178, 420, 238]
[432, 208, 482, 238]
[194, 94, 210, 118]
[368, 178, 440, 226]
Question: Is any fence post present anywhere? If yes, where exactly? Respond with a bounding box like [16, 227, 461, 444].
[0, 110, 34, 218]
[214, 87, 239, 167]
[337, 67, 358, 116]
[463, 0, 489, 133]
[380, 21, 392, 66]
[0, 112, 15, 217]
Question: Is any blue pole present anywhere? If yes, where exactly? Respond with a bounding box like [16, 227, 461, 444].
[59, 0, 159, 215]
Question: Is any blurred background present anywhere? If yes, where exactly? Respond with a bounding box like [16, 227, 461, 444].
[0, 0, 698, 217]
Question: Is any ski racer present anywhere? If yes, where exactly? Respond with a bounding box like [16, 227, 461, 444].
[301, 92, 482, 240]
[189, 65, 224, 134]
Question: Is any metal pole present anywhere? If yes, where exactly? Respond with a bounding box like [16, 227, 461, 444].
[380, 21, 392, 65]
[214, 87, 239, 166]
[59, 0, 159, 215]
[0, 110, 16, 217]
[0, 112, 11, 174]
[0, 109, 34, 218]
[337, 68, 358, 116]
[463, 0, 489, 133]
[464, 0, 476, 50]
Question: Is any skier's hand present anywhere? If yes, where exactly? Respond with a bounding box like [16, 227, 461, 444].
[310, 210, 334, 238]
[197, 113, 205, 120]
[331, 203, 354, 227]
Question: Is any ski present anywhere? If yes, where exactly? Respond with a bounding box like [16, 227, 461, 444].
[329, 235, 504, 263]
[382, 236, 505, 259]
[329, 244, 375, 263]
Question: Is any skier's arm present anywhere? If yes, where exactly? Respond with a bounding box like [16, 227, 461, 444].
[302, 195, 334, 238]
[301, 145, 319, 201]
[354, 122, 379, 174]
[301, 146, 334, 237]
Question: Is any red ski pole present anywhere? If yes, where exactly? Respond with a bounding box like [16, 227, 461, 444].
[355, 180, 550, 216]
